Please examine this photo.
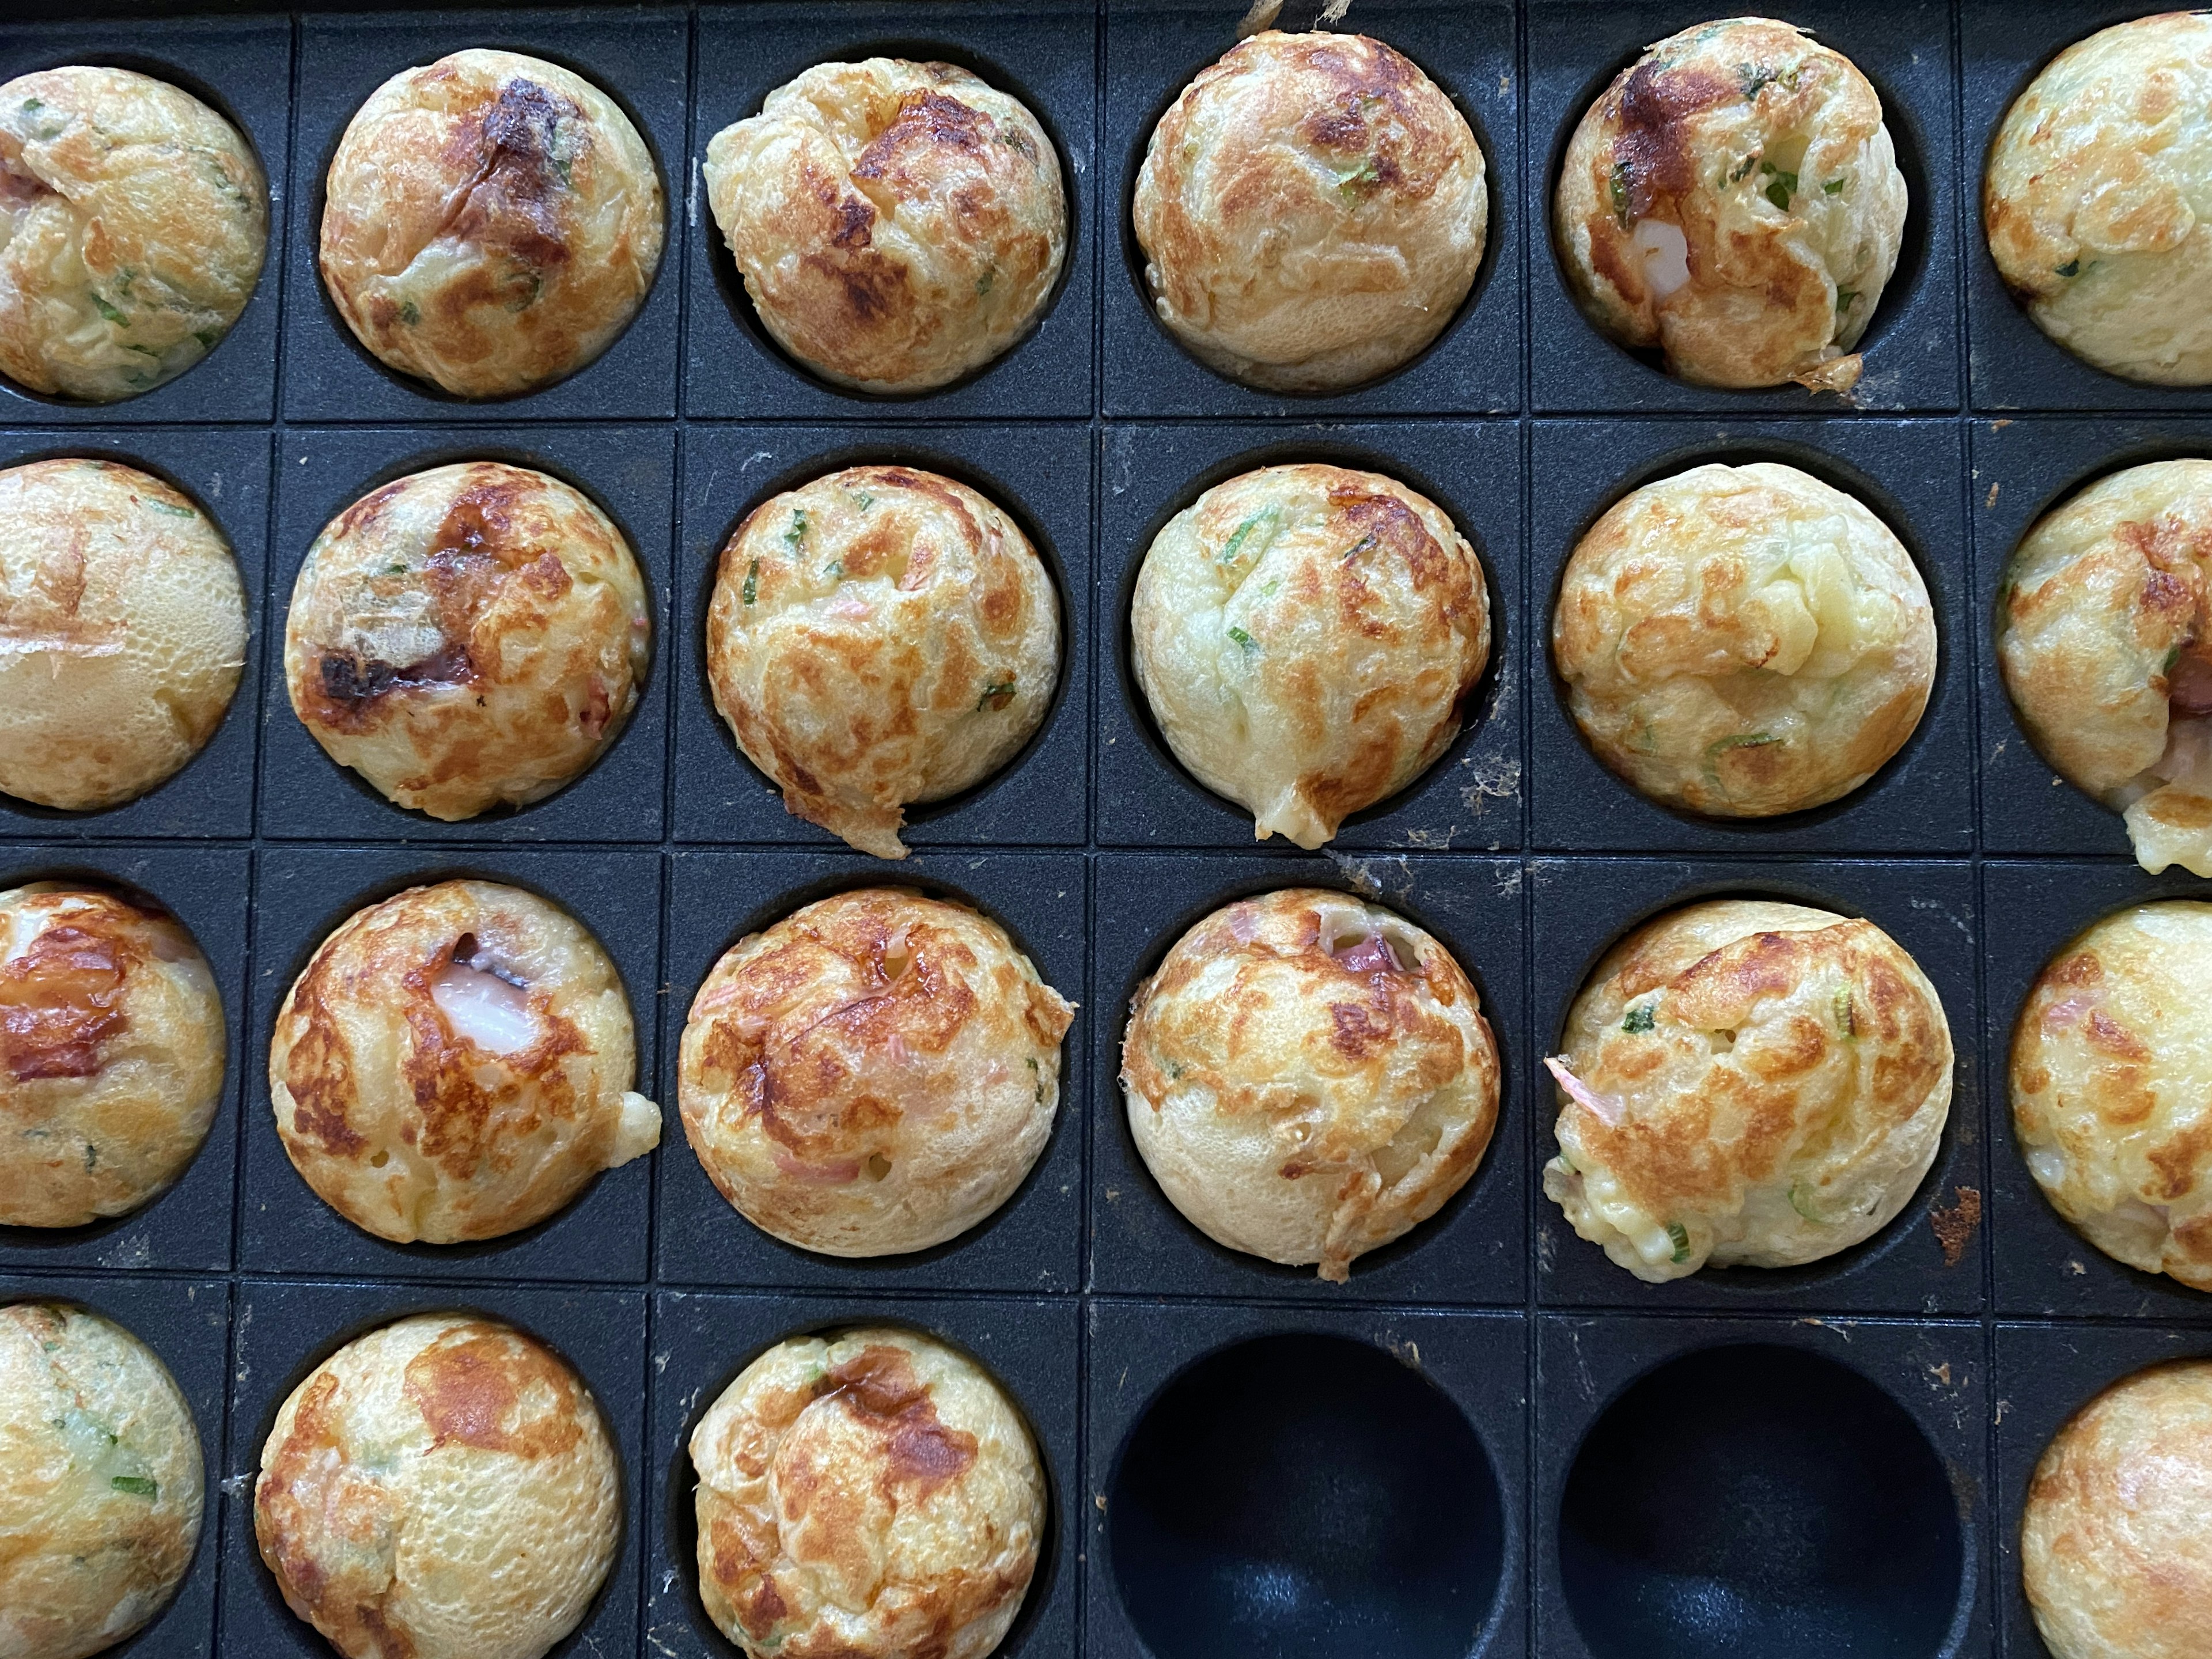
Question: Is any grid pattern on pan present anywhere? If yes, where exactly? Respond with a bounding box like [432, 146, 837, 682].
[0, 2, 2209, 1657]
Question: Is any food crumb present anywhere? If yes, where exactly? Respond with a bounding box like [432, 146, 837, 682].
[1930, 1185, 1982, 1267]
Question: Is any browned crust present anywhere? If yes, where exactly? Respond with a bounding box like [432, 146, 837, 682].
[1575, 918, 1946, 1218]
[297, 468, 562, 734]
[319, 52, 662, 398]
[278, 888, 592, 1201]
[1122, 895, 1475, 1110]
[703, 1342, 1025, 1657]
[255, 1319, 596, 1656]
[684, 888, 1067, 1194]
[0, 899, 144, 1081]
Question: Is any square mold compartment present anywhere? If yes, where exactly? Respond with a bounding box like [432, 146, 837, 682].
[1526, 0, 1960, 415]
[259, 425, 673, 843]
[1101, 0, 1521, 418]
[0, 844, 248, 1276]
[0, 1273, 232, 1659]
[1994, 1321, 2212, 1659]
[1090, 852, 1527, 1307]
[1528, 419, 1972, 855]
[219, 1278, 646, 1659]
[1964, 1, 2212, 414]
[1096, 419, 1523, 852]
[237, 846, 662, 1284]
[1085, 1300, 1528, 1659]
[1535, 1313, 1989, 1659]
[656, 850, 1085, 1294]
[0, 17, 287, 426]
[1971, 416, 2212, 857]
[282, 7, 685, 423]
[0, 428, 270, 840]
[684, 0, 1097, 422]
[672, 422, 1089, 849]
[1982, 859, 2212, 1321]
[1530, 857, 1984, 1316]
[643, 1290, 1078, 1659]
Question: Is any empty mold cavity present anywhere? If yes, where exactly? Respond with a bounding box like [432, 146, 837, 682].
[1560, 1343, 1962, 1659]
[1109, 1333, 1502, 1659]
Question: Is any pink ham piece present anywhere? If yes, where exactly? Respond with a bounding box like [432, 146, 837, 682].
[1545, 1055, 1624, 1127]
[772, 1147, 861, 1184]
[2170, 649, 2212, 716]
[1332, 932, 1406, 976]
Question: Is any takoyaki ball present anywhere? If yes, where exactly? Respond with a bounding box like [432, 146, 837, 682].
[320, 50, 664, 399]
[1555, 17, 1908, 391]
[1543, 899, 1953, 1282]
[285, 461, 650, 821]
[0, 883, 224, 1230]
[268, 880, 660, 1244]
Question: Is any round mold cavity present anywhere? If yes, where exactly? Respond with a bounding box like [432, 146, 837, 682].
[1560, 1343, 1964, 1659]
[0, 51, 272, 411]
[1541, 440, 1945, 838]
[1110, 438, 1507, 840]
[1541, 32, 1934, 389]
[702, 36, 1081, 402]
[284, 445, 658, 829]
[305, 41, 670, 408]
[1108, 1332, 1503, 1659]
[692, 444, 1073, 835]
[1115, 37, 1501, 398]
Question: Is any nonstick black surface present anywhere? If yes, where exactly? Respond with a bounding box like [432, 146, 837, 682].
[2, 2, 2207, 1656]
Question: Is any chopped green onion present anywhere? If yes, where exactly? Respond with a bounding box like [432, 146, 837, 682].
[110, 1476, 156, 1499]
[1343, 533, 1377, 563]
[1730, 154, 1760, 184]
[91, 294, 126, 325]
[1227, 626, 1257, 652]
[2165, 643, 2185, 675]
[81, 1143, 96, 1171]
[2054, 259, 2081, 279]
[143, 500, 196, 519]
[1218, 507, 1280, 568]
[193, 327, 219, 349]
[1789, 1184, 1829, 1222]
[1836, 289, 1861, 315]
[1622, 1003, 1656, 1034]
[1824, 177, 1847, 195]
[1734, 62, 1787, 98]
[976, 268, 995, 297]
[1834, 986, 1855, 1037]
[1763, 168, 1797, 211]
[977, 679, 1015, 712]
[397, 300, 420, 326]
[783, 509, 808, 551]
[1666, 1221, 1692, 1263]
[1609, 158, 1633, 229]
[1708, 732, 1782, 756]
[741, 557, 759, 606]
[1337, 157, 1381, 195]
